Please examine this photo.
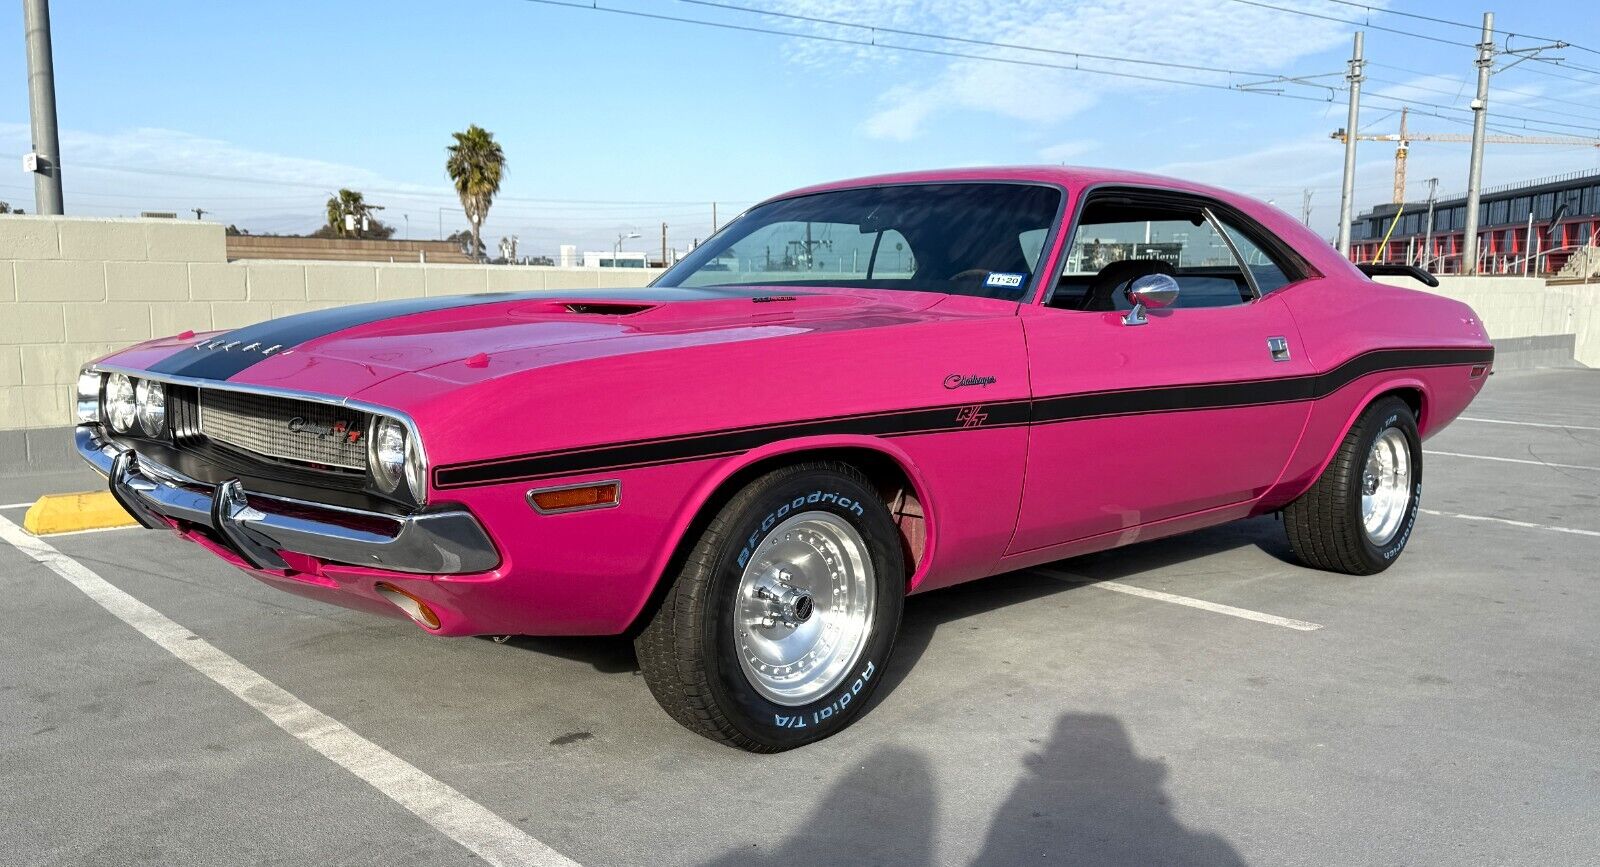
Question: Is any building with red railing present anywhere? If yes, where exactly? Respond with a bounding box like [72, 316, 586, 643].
[1350, 169, 1600, 275]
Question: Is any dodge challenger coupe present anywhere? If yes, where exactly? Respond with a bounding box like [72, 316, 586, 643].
[75, 167, 1492, 751]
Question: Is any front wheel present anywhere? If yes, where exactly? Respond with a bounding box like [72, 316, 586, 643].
[634, 462, 905, 752]
[1284, 396, 1422, 575]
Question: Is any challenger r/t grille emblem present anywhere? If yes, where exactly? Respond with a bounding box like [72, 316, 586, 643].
[287, 416, 364, 445]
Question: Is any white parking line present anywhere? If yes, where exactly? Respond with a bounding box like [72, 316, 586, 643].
[0, 515, 579, 867]
[0, 502, 34, 510]
[1458, 416, 1600, 432]
[1422, 508, 1600, 538]
[1424, 450, 1600, 472]
[1034, 568, 1324, 632]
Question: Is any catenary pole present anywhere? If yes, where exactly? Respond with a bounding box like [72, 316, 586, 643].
[1422, 177, 1439, 272]
[22, 0, 64, 215]
[1336, 31, 1364, 257]
[1462, 12, 1494, 276]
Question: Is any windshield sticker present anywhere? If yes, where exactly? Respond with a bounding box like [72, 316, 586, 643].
[984, 272, 1026, 289]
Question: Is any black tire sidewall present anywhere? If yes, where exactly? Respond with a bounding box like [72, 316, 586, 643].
[702, 470, 904, 750]
[1350, 400, 1423, 570]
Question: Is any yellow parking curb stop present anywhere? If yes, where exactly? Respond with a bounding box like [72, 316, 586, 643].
[23, 491, 138, 536]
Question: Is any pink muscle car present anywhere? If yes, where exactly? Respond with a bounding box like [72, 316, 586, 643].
[76, 167, 1492, 750]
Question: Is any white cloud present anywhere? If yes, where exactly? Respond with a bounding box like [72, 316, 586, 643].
[758, 0, 1359, 139]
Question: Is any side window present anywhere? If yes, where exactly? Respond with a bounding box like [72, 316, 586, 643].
[1055, 200, 1252, 310]
[1217, 218, 1293, 295]
[873, 229, 915, 279]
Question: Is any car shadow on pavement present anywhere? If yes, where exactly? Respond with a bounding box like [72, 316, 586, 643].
[485, 634, 640, 674]
[703, 712, 1244, 866]
[486, 516, 1302, 702]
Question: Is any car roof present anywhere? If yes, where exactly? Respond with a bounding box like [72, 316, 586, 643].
[765, 165, 1356, 281]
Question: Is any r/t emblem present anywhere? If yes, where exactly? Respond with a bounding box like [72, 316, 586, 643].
[955, 405, 989, 428]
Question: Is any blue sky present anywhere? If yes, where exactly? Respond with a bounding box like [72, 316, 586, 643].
[3, 0, 1598, 255]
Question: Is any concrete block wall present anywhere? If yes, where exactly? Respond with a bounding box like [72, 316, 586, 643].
[1, 216, 662, 431]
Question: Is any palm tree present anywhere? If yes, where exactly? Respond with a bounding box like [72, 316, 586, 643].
[445, 125, 506, 261]
[325, 189, 377, 237]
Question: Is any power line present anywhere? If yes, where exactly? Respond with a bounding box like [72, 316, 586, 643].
[1221, 0, 1471, 47]
[1365, 75, 1600, 125]
[675, 0, 1310, 82]
[1316, 0, 1600, 56]
[518, 0, 1341, 103]
[1368, 62, 1600, 115]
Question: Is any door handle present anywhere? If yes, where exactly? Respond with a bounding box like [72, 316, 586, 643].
[1267, 336, 1291, 362]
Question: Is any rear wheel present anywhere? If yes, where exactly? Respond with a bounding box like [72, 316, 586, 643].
[1284, 396, 1422, 575]
[635, 462, 904, 752]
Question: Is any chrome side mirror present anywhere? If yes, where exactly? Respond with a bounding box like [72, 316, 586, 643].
[1122, 274, 1180, 326]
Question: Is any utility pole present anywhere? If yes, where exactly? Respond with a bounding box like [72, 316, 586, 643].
[1301, 189, 1314, 226]
[712, 202, 718, 235]
[191, 208, 207, 221]
[22, 0, 64, 215]
[1422, 177, 1439, 272]
[661, 222, 668, 266]
[1336, 31, 1364, 257]
[1462, 12, 1494, 276]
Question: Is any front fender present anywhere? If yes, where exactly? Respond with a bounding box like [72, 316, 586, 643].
[645, 435, 940, 605]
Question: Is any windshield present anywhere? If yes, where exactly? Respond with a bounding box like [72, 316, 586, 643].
[656, 183, 1062, 300]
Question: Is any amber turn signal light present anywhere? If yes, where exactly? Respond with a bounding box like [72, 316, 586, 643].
[374, 582, 441, 630]
[526, 481, 620, 514]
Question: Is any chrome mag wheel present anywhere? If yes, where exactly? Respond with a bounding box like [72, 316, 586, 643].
[1361, 427, 1413, 546]
[734, 511, 876, 706]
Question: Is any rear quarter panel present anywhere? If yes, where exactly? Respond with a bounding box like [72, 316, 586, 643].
[1266, 276, 1492, 508]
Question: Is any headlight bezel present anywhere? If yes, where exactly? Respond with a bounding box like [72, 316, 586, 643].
[365, 413, 430, 506]
[76, 369, 104, 424]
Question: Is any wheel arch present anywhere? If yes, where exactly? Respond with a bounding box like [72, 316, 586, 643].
[625, 436, 935, 635]
[1288, 377, 1429, 504]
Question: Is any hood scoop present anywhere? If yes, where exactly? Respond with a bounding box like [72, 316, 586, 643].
[562, 301, 656, 316]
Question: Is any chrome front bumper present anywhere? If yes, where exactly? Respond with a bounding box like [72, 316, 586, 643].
[76, 425, 499, 575]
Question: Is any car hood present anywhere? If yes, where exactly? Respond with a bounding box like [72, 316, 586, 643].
[100, 285, 980, 398]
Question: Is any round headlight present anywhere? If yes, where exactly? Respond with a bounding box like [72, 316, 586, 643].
[370, 417, 408, 493]
[106, 374, 137, 433]
[135, 379, 166, 436]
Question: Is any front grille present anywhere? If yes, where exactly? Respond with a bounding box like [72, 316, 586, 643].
[198, 390, 369, 472]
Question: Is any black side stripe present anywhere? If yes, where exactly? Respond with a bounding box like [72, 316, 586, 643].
[432, 346, 1492, 490]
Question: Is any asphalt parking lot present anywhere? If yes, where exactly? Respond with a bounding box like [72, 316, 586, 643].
[3, 367, 1597, 866]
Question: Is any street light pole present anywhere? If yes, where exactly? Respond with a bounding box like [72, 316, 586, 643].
[1336, 31, 1364, 257]
[614, 231, 640, 267]
[1462, 12, 1494, 276]
[1422, 177, 1438, 272]
[22, 0, 64, 215]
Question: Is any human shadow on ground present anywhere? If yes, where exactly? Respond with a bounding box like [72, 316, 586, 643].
[701, 712, 1244, 866]
[702, 744, 938, 866]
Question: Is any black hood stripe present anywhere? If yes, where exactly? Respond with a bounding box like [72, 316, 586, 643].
[147, 292, 546, 381]
[145, 286, 801, 381]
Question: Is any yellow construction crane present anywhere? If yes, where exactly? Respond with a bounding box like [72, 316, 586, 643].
[1331, 108, 1600, 204]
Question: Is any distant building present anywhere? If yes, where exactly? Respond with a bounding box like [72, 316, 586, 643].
[582, 250, 649, 268]
[1350, 169, 1600, 275]
[559, 244, 578, 268]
